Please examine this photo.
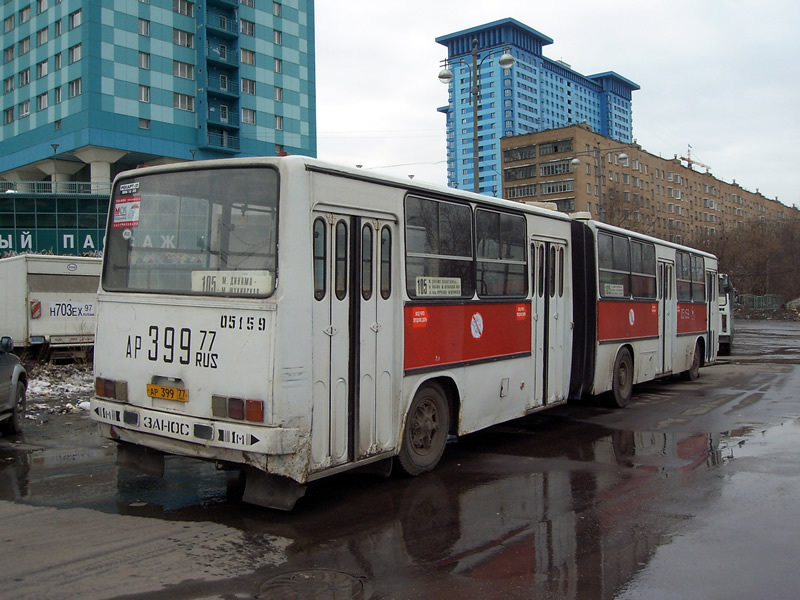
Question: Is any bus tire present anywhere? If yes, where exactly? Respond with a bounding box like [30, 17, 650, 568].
[397, 383, 450, 476]
[681, 342, 701, 381]
[610, 348, 633, 408]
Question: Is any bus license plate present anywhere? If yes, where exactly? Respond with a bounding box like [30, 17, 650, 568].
[146, 384, 188, 402]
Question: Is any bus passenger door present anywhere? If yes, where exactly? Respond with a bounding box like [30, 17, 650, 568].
[658, 261, 674, 374]
[311, 213, 395, 471]
[706, 270, 718, 363]
[531, 238, 569, 407]
[357, 219, 396, 459]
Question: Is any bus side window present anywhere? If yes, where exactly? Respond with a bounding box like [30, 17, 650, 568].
[558, 247, 564, 297]
[548, 245, 556, 298]
[313, 218, 326, 301]
[361, 223, 373, 301]
[691, 255, 705, 302]
[538, 245, 545, 297]
[335, 220, 348, 301]
[380, 226, 391, 300]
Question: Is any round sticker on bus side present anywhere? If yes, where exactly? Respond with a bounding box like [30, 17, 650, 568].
[471, 312, 484, 339]
[629, 308, 635, 326]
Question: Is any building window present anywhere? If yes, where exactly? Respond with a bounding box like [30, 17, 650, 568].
[68, 77, 81, 98]
[274, 115, 283, 130]
[139, 52, 150, 69]
[19, 37, 30, 55]
[241, 78, 255, 94]
[37, 27, 48, 46]
[539, 159, 572, 177]
[68, 43, 81, 64]
[242, 107, 256, 124]
[18, 100, 30, 118]
[173, 60, 193, 79]
[139, 118, 150, 129]
[54, 86, 61, 103]
[37, 0, 48, 13]
[139, 18, 150, 36]
[274, 58, 282, 73]
[274, 86, 283, 102]
[55, 19, 61, 36]
[241, 0, 254, 6]
[4, 46, 14, 63]
[273, 30, 282, 45]
[37, 92, 48, 111]
[173, 92, 194, 111]
[539, 179, 574, 195]
[4, 107, 14, 124]
[3, 76, 13, 93]
[139, 85, 150, 103]
[19, 6, 31, 24]
[173, 0, 193, 17]
[4, 15, 14, 33]
[173, 29, 193, 48]
[240, 19, 254, 36]
[19, 68, 30, 87]
[37, 59, 48, 78]
[241, 48, 255, 65]
[273, 2, 281, 16]
[69, 9, 81, 29]
[54, 53, 61, 70]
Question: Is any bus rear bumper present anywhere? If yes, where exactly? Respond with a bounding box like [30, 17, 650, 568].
[91, 398, 308, 480]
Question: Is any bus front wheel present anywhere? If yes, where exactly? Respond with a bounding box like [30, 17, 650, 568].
[397, 383, 450, 476]
[610, 348, 633, 408]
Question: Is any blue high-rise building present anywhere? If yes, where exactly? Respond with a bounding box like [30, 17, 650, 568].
[0, 0, 316, 189]
[436, 18, 638, 195]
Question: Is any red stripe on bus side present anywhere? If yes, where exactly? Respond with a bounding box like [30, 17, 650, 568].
[597, 300, 659, 342]
[677, 303, 707, 335]
[404, 302, 531, 371]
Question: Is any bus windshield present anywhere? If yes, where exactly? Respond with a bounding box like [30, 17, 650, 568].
[103, 166, 278, 297]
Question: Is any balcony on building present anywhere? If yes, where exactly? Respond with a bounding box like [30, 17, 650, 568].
[207, 73, 240, 99]
[206, 12, 239, 39]
[206, 41, 240, 68]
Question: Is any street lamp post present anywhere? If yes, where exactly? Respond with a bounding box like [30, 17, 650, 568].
[50, 143, 59, 193]
[439, 39, 514, 194]
[571, 146, 628, 222]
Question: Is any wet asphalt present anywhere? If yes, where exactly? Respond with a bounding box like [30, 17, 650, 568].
[0, 319, 799, 599]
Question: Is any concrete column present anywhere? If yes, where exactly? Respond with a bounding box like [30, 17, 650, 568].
[73, 146, 127, 193]
[34, 160, 84, 193]
[1, 169, 45, 192]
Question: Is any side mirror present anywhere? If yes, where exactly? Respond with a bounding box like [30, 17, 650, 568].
[0, 336, 13, 353]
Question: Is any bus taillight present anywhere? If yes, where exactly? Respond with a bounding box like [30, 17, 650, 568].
[212, 394, 264, 423]
[95, 377, 128, 402]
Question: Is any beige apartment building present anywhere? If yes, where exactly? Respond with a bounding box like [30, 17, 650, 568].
[500, 124, 796, 246]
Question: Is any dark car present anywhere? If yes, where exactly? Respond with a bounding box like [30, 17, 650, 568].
[0, 336, 27, 435]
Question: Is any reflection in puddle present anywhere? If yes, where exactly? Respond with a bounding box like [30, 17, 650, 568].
[0, 414, 780, 599]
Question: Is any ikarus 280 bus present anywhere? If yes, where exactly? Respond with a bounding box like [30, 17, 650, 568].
[91, 156, 718, 509]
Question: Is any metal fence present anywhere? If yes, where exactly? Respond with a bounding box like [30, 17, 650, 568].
[738, 293, 782, 311]
[0, 181, 111, 195]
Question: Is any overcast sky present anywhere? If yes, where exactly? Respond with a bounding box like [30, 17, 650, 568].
[314, 1, 800, 209]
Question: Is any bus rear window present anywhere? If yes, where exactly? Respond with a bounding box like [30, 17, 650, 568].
[103, 166, 278, 297]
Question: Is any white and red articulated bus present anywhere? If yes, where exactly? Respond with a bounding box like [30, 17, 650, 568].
[91, 157, 718, 509]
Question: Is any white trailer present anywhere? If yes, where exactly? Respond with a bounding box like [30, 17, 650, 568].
[0, 255, 101, 357]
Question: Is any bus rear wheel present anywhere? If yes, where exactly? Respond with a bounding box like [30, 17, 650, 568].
[609, 348, 633, 408]
[681, 342, 701, 381]
[397, 383, 450, 476]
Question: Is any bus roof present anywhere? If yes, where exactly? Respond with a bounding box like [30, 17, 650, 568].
[112, 155, 574, 224]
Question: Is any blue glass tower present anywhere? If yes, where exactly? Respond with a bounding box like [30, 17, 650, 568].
[0, 0, 316, 189]
[436, 18, 639, 195]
